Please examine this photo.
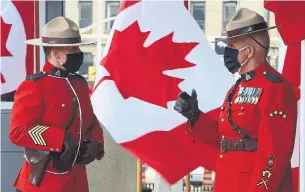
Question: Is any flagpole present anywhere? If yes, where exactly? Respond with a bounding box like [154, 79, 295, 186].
[185, 174, 191, 192]
[34, 0, 40, 73]
[96, 0, 103, 66]
[300, 39, 305, 192]
[137, 159, 142, 192]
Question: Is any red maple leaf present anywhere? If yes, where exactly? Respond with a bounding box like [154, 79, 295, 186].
[118, 0, 140, 13]
[1, 73, 6, 84]
[1, 17, 12, 57]
[95, 22, 198, 108]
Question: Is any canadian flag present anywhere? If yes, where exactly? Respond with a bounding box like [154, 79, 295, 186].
[91, 0, 235, 184]
[0, 0, 35, 100]
[264, 1, 305, 191]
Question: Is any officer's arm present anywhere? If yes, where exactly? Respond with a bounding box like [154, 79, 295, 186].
[186, 112, 220, 149]
[86, 116, 105, 160]
[9, 80, 65, 152]
[247, 83, 297, 192]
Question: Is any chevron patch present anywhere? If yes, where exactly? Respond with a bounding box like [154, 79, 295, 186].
[28, 125, 49, 146]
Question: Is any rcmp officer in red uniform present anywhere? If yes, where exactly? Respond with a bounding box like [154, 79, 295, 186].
[174, 8, 297, 192]
[10, 17, 105, 192]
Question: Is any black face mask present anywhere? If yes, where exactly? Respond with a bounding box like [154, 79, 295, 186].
[62, 52, 84, 74]
[223, 47, 241, 74]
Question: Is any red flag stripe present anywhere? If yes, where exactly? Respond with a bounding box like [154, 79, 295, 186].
[1, 73, 6, 84]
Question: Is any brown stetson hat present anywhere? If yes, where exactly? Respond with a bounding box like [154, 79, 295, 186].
[213, 8, 281, 43]
[25, 16, 96, 46]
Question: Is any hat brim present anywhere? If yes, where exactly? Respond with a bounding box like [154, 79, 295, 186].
[25, 38, 97, 47]
[211, 24, 281, 43]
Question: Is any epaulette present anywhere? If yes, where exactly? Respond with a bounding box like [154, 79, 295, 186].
[263, 71, 283, 83]
[26, 72, 47, 81]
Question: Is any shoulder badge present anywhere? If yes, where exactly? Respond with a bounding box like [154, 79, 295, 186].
[26, 72, 47, 81]
[263, 71, 283, 83]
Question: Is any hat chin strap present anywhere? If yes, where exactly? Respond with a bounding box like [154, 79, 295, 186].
[55, 57, 66, 70]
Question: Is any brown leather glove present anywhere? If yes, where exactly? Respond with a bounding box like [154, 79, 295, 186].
[59, 134, 76, 163]
[76, 140, 104, 165]
[174, 89, 200, 126]
[53, 133, 76, 172]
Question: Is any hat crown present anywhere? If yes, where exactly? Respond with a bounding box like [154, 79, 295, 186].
[42, 16, 80, 38]
[226, 8, 265, 31]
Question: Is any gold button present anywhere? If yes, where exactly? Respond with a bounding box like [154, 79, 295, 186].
[222, 135, 225, 139]
[263, 71, 267, 74]
[221, 118, 224, 122]
[61, 104, 66, 107]
[220, 155, 223, 158]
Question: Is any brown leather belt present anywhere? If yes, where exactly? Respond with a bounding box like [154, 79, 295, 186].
[220, 138, 258, 152]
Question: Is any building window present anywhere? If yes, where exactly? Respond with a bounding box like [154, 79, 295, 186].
[46, 0, 64, 23]
[78, 53, 93, 79]
[222, 1, 237, 34]
[190, 1, 205, 31]
[106, 1, 120, 32]
[264, 9, 270, 24]
[79, 1, 93, 33]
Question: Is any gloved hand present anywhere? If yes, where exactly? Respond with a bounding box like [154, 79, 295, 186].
[76, 140, 104, 165]
[174, 89, 200, 126]
[59, 134, 76, 163]
[53, 133, 76, 172]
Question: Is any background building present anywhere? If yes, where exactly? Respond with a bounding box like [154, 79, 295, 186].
[44, 0, 281, 82]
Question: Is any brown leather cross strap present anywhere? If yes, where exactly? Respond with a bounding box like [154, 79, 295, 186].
[220, 138, 258, 152]
[42, 36, 81, 44]
[226, 77, 252, 140]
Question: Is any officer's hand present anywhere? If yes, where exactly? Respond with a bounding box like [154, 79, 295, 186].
[60, 134, 76, 163]
[77, 141, 103, 165]
[174, 89, 200, 125]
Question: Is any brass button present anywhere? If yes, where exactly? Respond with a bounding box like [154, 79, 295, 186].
[221, 118, 224, 122]
[61, 104, 66, 107]
[222, 135, 225, 139]
[263, 71, 267, 75]
[220, 154, 223, 158]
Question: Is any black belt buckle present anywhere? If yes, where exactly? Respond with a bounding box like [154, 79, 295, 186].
[244, 138, 258, 151]
[220, 138, 227, 152]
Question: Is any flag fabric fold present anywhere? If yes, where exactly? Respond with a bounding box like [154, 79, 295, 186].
[91, 0, 234, 184]
[264, 0, 305, 45]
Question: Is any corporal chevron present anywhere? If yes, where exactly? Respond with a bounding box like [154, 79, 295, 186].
[28, 125, 49, 146]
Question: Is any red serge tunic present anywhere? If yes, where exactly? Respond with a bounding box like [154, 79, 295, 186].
[188, 64, 297, 192]
[10, 62, 104, 192]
